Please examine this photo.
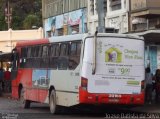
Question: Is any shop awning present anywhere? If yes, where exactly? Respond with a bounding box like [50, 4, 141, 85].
[131, 30, 160, 44]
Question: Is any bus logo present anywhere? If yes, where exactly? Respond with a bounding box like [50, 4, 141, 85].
[105, 47, 122, 63]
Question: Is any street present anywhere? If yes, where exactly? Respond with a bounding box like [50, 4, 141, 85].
[0, 94, 160, 119]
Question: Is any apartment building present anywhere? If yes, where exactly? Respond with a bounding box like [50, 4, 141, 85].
[131, 0, 160, 32]
[88, 0, 129, 33]
[130, 0, 160, 74]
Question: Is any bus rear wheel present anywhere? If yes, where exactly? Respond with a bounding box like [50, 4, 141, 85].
[49, 89, 60, 114]
[20, 88, 30, 109]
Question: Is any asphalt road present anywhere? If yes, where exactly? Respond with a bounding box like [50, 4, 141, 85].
[0, 96, 160, 119]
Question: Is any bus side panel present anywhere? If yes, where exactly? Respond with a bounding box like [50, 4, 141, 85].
[23, 69, 48, 103]
[12, 85, 19, 99]
[11, 70, 22, 99]
[24, 88, 48, 103]
[38, 89, 49, 103]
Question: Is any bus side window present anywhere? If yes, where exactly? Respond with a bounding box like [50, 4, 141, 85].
[41, 45, 49, 68]
[38, 46, 42, 58]
[12, 49, 19, 70]
[55, 44, 60, 56]
[50, 44, 58, 69]
[58, 43, 68, 70]
[77, 42, 81, 56]
[32, 46, 39, 68]
[42, 45, 49, 57]
[20, 47, 27, 68]
[26, 47, 32, 68]
[35, 46, 41, 68]
[69, 41, 81, 70]
[11, 49, 19, 80]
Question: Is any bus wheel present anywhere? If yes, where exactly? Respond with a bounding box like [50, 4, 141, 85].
[20, 88, 30, 109]
[49, 89, 59, 114]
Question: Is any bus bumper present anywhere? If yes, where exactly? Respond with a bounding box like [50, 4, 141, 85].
[79, 87, 145, 105]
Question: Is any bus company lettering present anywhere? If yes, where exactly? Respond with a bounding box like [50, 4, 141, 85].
[124, 49, 143, 60]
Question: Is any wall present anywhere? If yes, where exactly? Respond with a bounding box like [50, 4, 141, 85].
[131, 0, 147, 11]
[0, 28, 43, 53]
[87, 0, 129, 33]
[44, 9, 87, 37]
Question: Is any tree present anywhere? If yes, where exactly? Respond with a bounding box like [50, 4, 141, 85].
[23, 14, 39, 29]
[0, 0, 7, 30]
[0, 0, 42, 30]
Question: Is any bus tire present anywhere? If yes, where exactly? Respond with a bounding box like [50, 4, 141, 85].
[49, 89, 59, 114]
[20, 88, 30, 109]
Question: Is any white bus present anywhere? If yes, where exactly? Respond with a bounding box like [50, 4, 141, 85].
[11, 33, 145, 114]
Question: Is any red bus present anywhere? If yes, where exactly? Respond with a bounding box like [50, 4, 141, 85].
[11, 33, 145, 114]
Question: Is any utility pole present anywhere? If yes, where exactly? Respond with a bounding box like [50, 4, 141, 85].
[5, 0, 12, 30]
[128, 0, 131, 32]
[96, 0, 107, 33]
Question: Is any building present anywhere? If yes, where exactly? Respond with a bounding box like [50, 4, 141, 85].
[42, 0, 130, 36]
[131, 0, 160, 32]
[88, 0, 129, 33]
[130, 0, 160, 74]
[0, 28, 43, 53]
[42, 0, 87, 37]
[42, 0, 160, 74]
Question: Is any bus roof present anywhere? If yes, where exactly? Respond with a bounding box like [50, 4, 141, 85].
[48, 33, 143, 43]
[96, 33, 144, 40]
[16, 38, 49, 47]
[48, 34, 86, 43]
[15, 33, 143, 47]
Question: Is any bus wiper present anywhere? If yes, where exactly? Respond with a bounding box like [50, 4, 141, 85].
[92, 31, 98, 75]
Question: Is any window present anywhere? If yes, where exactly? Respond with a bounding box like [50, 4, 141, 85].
[33, 46, 41, 68]
[42, 45, 49, 57]
[43, 0, 87, 18]
[41, 45, 49, 68]
[21, 47, 27, 58]
[70, 43, 77, 55]
[20, 48, 27, 68]
[110, 0, 121, 11]
[34, 46, 40, 57]
[50, 44, 56, 57]
[58, 43, 69, 70]
[19, 41, 82, 70]
[27, 47, 32, 58]
[60, 43, 68, 56]
[55, 44, 60, 56]
[77, 42, 81, 56]
[57, 28, 64, 36]
[69, 41, 81, 70]
[38, 46, 42, 58]
[49, 44, 60, 69]
[71, 25, 79, 34]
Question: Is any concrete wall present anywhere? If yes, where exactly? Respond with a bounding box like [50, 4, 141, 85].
[87, 0, 129, 33]
[131, 0, 147, 11]
[147, 0, 160, 9]
[0, 27, 43, 53]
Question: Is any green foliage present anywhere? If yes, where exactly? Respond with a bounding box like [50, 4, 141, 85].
[23, 14, 39, 29]
[0, 12, 7, 30]
[0, 0, 42, 30]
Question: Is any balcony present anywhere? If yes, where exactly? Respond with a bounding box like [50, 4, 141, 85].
[131, 0, 160, 18]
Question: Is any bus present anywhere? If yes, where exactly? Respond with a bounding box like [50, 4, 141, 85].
[11, 33, 145, 114]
